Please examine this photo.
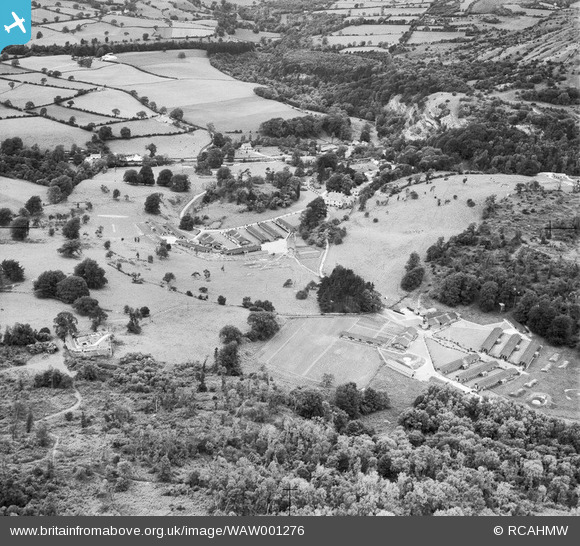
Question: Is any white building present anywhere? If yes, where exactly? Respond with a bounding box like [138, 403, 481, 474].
[324, 191, 354, 209]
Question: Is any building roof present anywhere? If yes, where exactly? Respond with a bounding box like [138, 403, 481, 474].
[455, 360, 499, 382]
[518, 340, 542, 366]
[499, 334, 522, 359]
[438, 353, 479, 374]
[475, 368, 519, 390]
[481, 327, 504, 352]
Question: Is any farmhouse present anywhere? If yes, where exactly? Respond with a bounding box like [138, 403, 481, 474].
[437, 353, 479, 375]
[481, 327, 504, 353]
[101, 54, 118, 62]
[517, 340, 542, 369]
[422, 310, 459, 329]
[455, 360, 499, 383]
[65, 332, 113, 358]
[391, 327, 418, 350]
[324, 191, 355, 209]
[474, 368, 519, 392]
[499, 334, 522, 361]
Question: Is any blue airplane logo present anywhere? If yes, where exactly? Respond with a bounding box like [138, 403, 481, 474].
[1, 2, 31, 52]
[4, 12, 26, 34]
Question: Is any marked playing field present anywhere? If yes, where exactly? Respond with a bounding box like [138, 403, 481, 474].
[258, 316, 385, 386]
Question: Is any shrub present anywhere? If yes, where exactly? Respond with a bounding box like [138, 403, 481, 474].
[1, 259, 25, 282]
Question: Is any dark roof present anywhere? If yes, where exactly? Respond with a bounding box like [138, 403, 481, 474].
[481, 327, 504, 352]
[518, 340, 542, 366]
[438, 353, 479, 374]
[499, 334, 522, 358]
[475, 368, 519, 390]
[455, 361, 499, 382]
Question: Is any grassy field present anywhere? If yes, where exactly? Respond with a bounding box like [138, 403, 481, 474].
[0, 116, 90, 148]
[0, 176, 48, 210]
[1, 73, 97, 90]
[408, 31, 468, 44]
[255, 316, 383, 387]
[114, 51, 299, 133]
[34, 104, 115, 125]
[324, 173, 535, 304]
[0, 82, 73, 108]
[107, 131, 210, 158]
[71, 89, 156, 118]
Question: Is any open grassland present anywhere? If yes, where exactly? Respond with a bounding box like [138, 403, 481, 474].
[65, 62, 171, 87]
[1, 72, 97, 90]
[33, 104, 115, 125]
[324, 173, 535, 304]
[0, 81, 74, 108]
[100, 119, 187, 138]
[408, 31, 468, 44]
[114, 50, 299, 133]
[71, 89, 156, 119]
[0, 116, 89, 148]
[0, 176, 48, 210]
[107, 131, 210, 158]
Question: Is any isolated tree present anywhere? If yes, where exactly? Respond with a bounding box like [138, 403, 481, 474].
[124, 169, 141, 185]
[217, 295, 226, 305]
[169, 107, 184, 121]
[25, 196, 43, 215]
[139, 165, 155, 186]
[34, 270, 66, 298]
[156, 168, 173, 187]
[179, 214, 194, 231]
[73, 296, 101, 317]
[171, 174, 190, 192]
[0, 207, 13, 226]
[156, 244, 169, 259]
[112, 108, 120, 117]
[145, 143, 157, 157]
[401, 266, 425, 292]
[120, 127, 131, 139]
[219, 325, 243, 344]
[74, 258, 108, 289]
[47, 185, 63, 204]
[53, 311, 78, 340]
[10, 217, 30, 241]
[247, 312, 279, 341]
[62, 217, 81, 239]
[163, 272, 175, 284]
[56, 275, 90, 304]
[57, 239, 82, 258]
[1, 260, 24, 282]
[144, 193, 162, 214]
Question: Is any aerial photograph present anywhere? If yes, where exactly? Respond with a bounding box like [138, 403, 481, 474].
[0, 0, 579, 518]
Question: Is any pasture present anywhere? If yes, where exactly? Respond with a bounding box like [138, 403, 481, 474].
[0, 116, 90, 148]
[113, 51, 300, 133]
[71, 89, 156, 119]
[324, 173, 536, 304]
[408, 31, 468, 44]
[107, 131, 210, 158]
[34, 104, 115, 126]
[0, 82, 73, 108]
